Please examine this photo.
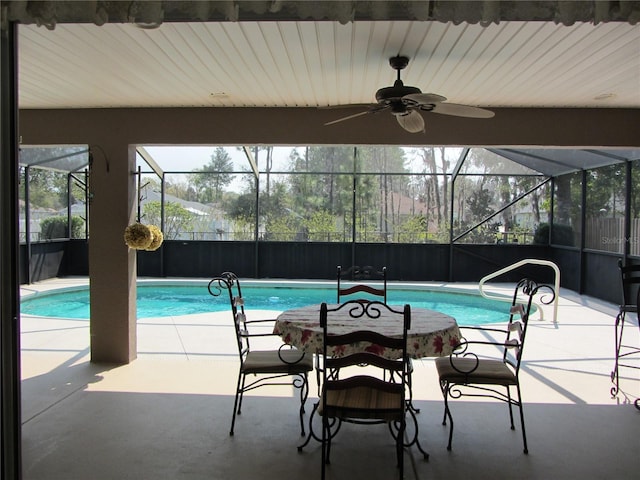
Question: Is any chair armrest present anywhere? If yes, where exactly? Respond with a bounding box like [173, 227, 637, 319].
[277, 344, 308, 365]
[244, 318, 277, 324]
[458, 325, 509, 335]
[239, 330, 281, 339]
[446, 338, 519, 375]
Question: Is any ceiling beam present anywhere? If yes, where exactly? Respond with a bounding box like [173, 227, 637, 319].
[18, 107, 640, 149]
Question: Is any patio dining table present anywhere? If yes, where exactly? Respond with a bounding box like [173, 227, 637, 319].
[273, 303, 461, 359]
[273, 303, 461, 458]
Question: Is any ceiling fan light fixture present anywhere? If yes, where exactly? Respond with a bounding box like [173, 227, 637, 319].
[397, 111, 425, 133]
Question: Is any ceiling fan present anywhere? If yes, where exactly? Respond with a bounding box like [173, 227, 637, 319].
[324, 55, 495, 133]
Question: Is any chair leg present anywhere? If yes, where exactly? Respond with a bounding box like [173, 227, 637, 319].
[406, 361, 420, 414]
[229, 372, 245, 436]
[506, 386, 515, 430]
[516, 384, 529, 454]
[321, 413, 330, 480]
[444, 398, 454, 451]
[439, 380, 448, 425]
[611, 310, 625, 396]
[397, 419, 405, 479]
[321, 421, 326, 480]
[297, 373, 309, 436]
[297, 401, 320, 451]
[326, 421, 333, 465]
[440, 381, 454, 451]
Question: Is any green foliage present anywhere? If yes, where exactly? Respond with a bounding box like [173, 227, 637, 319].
[304, 210, 335, 242]
[228, 192, 256, 219]
[265, 214, 298, 241]
[21, 168, 85, 210]
[533, 223, 574, 246]
[454, 219, 500, 244]
[466, 187, 494, 220]
[231, 216, 255, 241]
[584, 163, 626, 217]
[552, 224, 575, 246]
[40, 215, 84, 239]
[397, 215, 428, 243]
[142, 201, 194, 240]
[533, 223, 551, 244]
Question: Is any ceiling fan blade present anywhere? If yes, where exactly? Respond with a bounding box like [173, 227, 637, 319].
[430, 102, 495, 118]
[324, 110, 371, 126]
[403, 93, 447, 105]
[396, 110, 425, 133]
[324, 105, 388, 126]
[319, 103, 376, 110]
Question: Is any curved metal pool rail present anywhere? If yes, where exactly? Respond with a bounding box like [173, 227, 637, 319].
[479, 259, 560, 324]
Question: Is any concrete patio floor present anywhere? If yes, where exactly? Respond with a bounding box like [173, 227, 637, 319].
[19, 278, 639, 480]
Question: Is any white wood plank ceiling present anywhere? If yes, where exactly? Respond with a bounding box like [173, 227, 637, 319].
[17, 19, 640, 110]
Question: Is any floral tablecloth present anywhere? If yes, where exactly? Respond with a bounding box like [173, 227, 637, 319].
[273, 304, 460, 359]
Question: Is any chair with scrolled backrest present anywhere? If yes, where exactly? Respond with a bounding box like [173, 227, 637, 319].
[337, 265, 387, 304]
[435, 278, 555, 454]
[611, 259, 640, 398]
[318, 300, 411, 480]
[335, 264, 422, 413]
[207, 271, 313, 436]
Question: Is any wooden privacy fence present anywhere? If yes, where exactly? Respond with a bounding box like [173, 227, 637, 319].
[585, 217, 640, 255]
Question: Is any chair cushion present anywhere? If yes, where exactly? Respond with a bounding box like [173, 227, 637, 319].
[242, 349, 313, 374]
[318, 385, 404, 421]
[435, 356, 517, 386]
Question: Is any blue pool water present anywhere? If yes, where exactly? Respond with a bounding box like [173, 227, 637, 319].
[21, 283, 511, 325]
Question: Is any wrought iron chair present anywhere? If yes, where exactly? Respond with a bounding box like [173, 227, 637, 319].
[336, 264, 421, 414]
[319, 300, 413, 480]
[207, 272, 313, 436]
[435, 278, 555, 454]
[610, 259, 640, 399]
[337, 265, 387, 303]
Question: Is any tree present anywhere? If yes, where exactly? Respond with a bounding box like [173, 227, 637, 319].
[304, 210, 335, 242]
[265, 214, 298, 241]
[142, 201, 194, 240]
[165, 177, 197, 202]
[21, 168, 81, 210]
[466, 187, 494, 220]
[585, 163, 626, 217]
[191, 147, 234, 203]
[397, 215, 428, 243]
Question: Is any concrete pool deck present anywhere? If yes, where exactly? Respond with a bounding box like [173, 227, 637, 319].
[18, 276, 640, 479]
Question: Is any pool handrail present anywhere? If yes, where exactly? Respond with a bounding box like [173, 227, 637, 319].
[479, 259, 560, 324]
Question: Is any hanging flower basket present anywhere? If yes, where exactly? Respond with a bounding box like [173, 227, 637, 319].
[124, 223, 153, 249]
[145, 225, 164, 251]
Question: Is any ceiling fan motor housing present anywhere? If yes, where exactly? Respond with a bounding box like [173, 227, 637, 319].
[375, 80, 421, 104]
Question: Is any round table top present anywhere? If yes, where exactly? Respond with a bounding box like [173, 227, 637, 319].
[274, 303, 460, 359]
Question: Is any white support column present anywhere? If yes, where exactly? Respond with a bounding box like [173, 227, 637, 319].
[89, 143, 137, 364]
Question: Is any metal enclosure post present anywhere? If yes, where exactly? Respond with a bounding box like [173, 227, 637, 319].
[24, 165, 31, 283]
[549, 177, 555, 244]
[1, 18, 23, 480]
[623, 160, 632, 261]
[449, 148, 470, 281]
[351, 147, 357, 265]
[579, 169, 587, 294]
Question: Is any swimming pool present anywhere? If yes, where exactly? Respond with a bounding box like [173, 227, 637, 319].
[21, 281, 513, 326]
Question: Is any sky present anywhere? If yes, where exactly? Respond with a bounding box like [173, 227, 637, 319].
[139, 146, 294, 174]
